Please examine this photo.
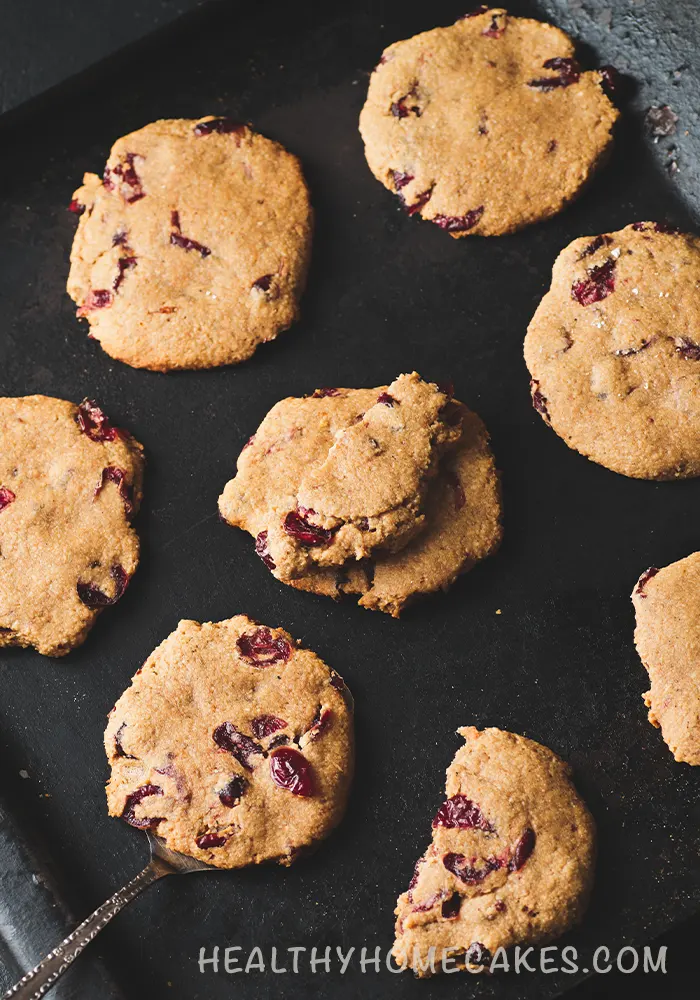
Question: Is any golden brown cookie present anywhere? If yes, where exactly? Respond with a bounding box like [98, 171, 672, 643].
[218, 382, 502, 613]
[67, 117, 312, 371]
[394, 727, 595, 975]
[105, 616, 353, 868]
[633, 554, 700, 765]
[359, 8, 618, 236]
[0, 396, 143, 656]
[525, 223, 700, 479]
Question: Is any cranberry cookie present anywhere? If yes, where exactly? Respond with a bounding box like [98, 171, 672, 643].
[359, 8, 618, 236]
[633, 554, 700, 765]
[68, 117, 312, 371]
[394, 727, 595, 975]
[0, 396, 143, 656]
[525, 223, 700, 479]
[105, 616, 353, 867]
[218, 380, 502, 613]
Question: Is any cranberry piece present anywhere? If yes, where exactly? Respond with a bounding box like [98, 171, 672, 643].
[465, 943, 491, 967]
[114, 722, 136, 759]
[283, 508, 335, 547]
[494, 899, 506, 913]
[0, 487, 16, 512]
[391, 84, 421, 119]
[377, 392, 396, 406]
[212, 722, 264, 770]
[509, 828, 536, 871]
[78, 288, 114, 315]
[236, 627, 291, 666]
[251, 714, 288, 739]
[312, 387, 340, 398]
[530, 379, 551, 422]
[254, 531, 276, 571]
[193, 118, 246, 137]
[170, 210, 211, 257]
[528, 57, 581, 91]
[104, 153, 144, 203]
[252, 274, 274, 292]
[122, 784, 163, 828]
[635, 566, 659, 596]
[269, 747, 314, 796]
[441, 893, 462, 919]
[443, 852, 503, 885]
[196, 832, 227, 849]
[76, 399, 120, 442]
[482, 12, 504, 37]
[433, 795, 494, 831]
[68, 199, 85, 215]
[94, 466, 134, 515]
[431, 206, 484, 232]
[578, 234, 612, 259]
[391, 170, 413, 190]
[675, 337, 700, 360]
[571, 257, 616, 306]
[400, 185, 433, 216]
[219, 775, 246, 807]
[411, 890, 445, 913]
[113, 255, 137, 291]
[307, 707, 332, 740]
[77, 565, 129, 609]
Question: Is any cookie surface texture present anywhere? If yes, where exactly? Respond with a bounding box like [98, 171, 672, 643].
[525, 223, 700, 479]
[359, 8, 618, 236]
[105, 615, 354, 868]
[393, 727, 596, 975]
[633, 553, 700, 765]
[68, 117, 312, 370]
[0, 395, 143, 656]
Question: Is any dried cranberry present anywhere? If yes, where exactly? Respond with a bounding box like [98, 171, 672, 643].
[441, 893, 462, 919]
[68, 199, 85, 215]
[411, 890, 446, 913]
[377, 392, 396, 406]
[193, 118, 246, 137]
[170, 210, 211, 257]
[251, 714, 288, 739]
[530, 379, 551, 422]
[578, 234, 612, 259]
[269, 747, 314, 796]
[114, 722, 136, 759]
[283, 508, 335, 547]
[213, 722, 264, 770]
[391, 84, 421, 118]
[571, 257, 616, 305]
[443, 852, 502, 885]
[307, 707, 332, 740]
[509, 828, 536, 871]
[494, 899, 506, 913]
[104, 153, 144, 203]
[528, 57, 581, 91]
[252, 274, 274, 292]
[255, 531, 276, 570]
[237, 627, 291, 666]
[391, 170, 413, 190]
[77, 565, 129, 609]
[78, 289, 114, 315]
[400, 185, 433, 216]
[635, 566, 659, 596]
[196, 832, 227, 849]
[113, 255, 137, 291]
[0, 487, 16, 512]
[431, 206, 484, 232]
[433, 795, 494, 831]
[312, 387, 341, 398]
[76, 399, 120, 442]
[94, 466, 134, 515]
[675, 337, 700, 360]
[219, 775, 246, 807]
[482, 12, 504, 37]
[122, 784, 163, 828]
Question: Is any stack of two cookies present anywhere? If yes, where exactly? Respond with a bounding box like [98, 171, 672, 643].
[218, 373, 502, 615]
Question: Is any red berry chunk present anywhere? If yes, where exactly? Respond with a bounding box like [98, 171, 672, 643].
[571, 258, 616, 305]
[433, 794, 494, 832]
[0, 487, 15, 512]
[76, 399, 120, 442]
[236, 627, 291, 666]
[122, 784, 163, 828]
[212, 722, 264, 770]
[77, 565, 129, 609]
[251, 714, 288, 739]
[283, 508, 335, 547]
[269, 747, 314, 796]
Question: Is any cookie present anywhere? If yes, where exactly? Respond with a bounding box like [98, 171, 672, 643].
[67, 117, 312, 371]
[218, 382, 502, 612]
[105, 616, 353, 868]
[221, 374, 461, 582]
[525, 223, 700, 479]
[394, 727, 595, 975]
[290, 404, 502, 616]
[633, 554, 700, 765]
[0, 396, 143, 656]
[359, 8, 618, 237]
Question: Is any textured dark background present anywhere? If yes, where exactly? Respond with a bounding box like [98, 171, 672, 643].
[0, 1, 698, 998]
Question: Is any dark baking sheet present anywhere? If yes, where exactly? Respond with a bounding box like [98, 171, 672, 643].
[0, 1, 699, 998]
